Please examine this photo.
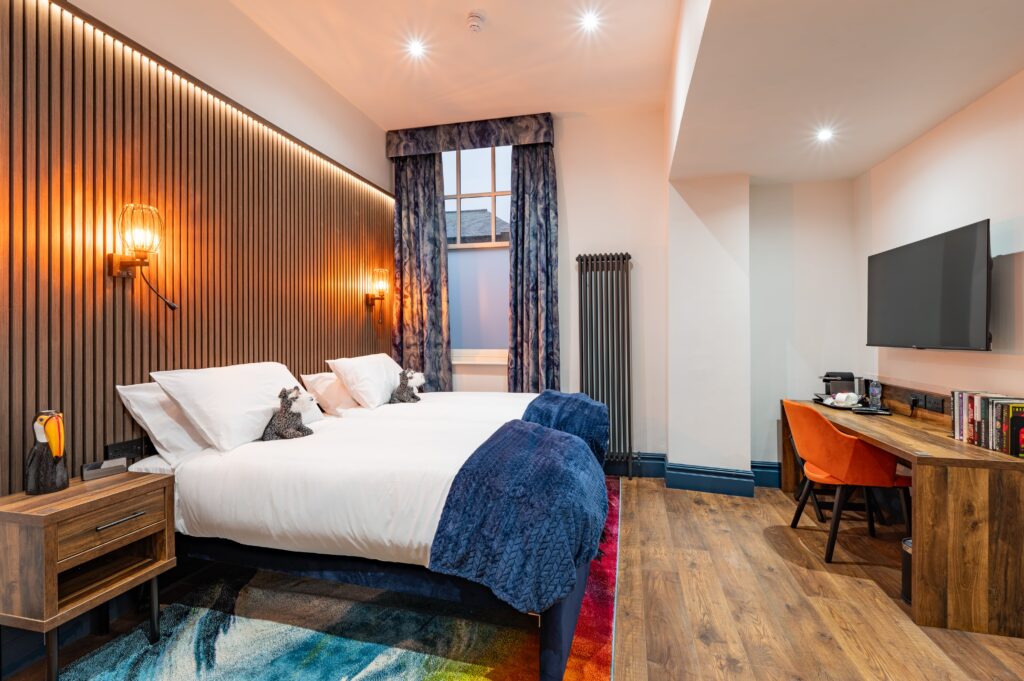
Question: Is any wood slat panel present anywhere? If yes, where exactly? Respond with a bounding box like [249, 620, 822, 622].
[1, 0, 395, 494]
[1, 0, 12, 496]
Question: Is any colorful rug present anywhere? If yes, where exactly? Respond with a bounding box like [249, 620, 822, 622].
[62, 478, 620, 680]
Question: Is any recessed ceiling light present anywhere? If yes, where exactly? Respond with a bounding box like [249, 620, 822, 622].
[816, 127, 834, 143]
[406, 38, 426, 59]
[580, 9, 601, 33]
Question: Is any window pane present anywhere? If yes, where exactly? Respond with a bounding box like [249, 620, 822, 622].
[442, 151, 457, 195]
[495, 195, 511, 242]
[445, 199, 458, 244]
[460, 147, 492, 194]
[459, 197, 492, 243]
[495, 146, 512, 192]
[449, 249, 510, 350]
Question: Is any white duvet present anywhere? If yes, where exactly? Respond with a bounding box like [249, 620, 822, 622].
[132, 392, 536, 567]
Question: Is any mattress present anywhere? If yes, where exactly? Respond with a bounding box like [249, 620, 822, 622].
[139, 391, 534, 567]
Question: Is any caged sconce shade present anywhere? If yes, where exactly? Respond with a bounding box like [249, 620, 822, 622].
[118, 203, 163, 254]
[108, 203, 163, 277]
[366, 268, 389, 323]
[108, 204, 178, 310]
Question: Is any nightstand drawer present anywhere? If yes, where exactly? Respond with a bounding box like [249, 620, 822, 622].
[57, 489, 166, 563]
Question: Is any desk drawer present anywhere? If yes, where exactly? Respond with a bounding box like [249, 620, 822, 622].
[57, 489, 166, 562]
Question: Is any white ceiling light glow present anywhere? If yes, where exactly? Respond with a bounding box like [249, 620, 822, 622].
[406, 38, 426, 59]
[580, 9, 601, 33]
[815, 127, 834, 143]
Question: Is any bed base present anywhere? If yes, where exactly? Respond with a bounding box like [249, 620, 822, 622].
[178, 535, 589, 681]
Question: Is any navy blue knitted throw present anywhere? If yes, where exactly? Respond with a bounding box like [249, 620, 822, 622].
[429, 420, 608, 613]
[522, 390, 610, 465]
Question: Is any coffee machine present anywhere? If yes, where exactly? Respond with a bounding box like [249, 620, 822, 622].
[820, 371, 867, 396]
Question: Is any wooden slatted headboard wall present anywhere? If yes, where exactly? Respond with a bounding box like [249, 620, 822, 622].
[0, 0, 395, 493]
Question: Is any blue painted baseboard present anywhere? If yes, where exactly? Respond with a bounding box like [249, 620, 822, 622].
[665, 463, 755, 497]
[607, 456, 773, 497]
[751, 460, 781, 488]
[604, 452, 666, 478]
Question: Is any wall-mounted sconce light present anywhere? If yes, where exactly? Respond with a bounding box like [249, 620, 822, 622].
[108, 203, 178, 310]
[365, 268, 389, 324]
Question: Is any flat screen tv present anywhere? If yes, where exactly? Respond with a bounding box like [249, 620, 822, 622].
[867, 220, 991, 351]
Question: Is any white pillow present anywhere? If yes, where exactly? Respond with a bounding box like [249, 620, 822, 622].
[301, 372, 359, 415]
[152, 362, 322, 451]
[116, 382, 209, 467]
[327, 353, 403, 409]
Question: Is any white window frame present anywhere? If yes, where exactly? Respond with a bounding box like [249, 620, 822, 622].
[445, 146, 511, 250]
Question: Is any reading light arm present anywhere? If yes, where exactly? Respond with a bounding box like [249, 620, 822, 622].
[140, 270, 179, 311]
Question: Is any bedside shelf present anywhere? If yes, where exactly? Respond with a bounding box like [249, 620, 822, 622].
[0, 472, 176, 681]
[57, 543, 170, 620]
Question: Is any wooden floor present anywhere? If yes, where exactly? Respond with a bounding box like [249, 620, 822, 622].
[614, 478, 1024, 681]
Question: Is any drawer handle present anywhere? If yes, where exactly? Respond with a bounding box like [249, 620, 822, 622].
[95, 510, 146, 532]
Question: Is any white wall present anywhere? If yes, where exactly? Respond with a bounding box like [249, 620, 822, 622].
[666, 0, 712, 161]
[74, 0, 391, 190]
[667, 175, 751, 470]
[854, 68, 1024, 395]
[749, 181, 860, 461]
[452, 363, 506, 392]
[555, 107, 669, 454]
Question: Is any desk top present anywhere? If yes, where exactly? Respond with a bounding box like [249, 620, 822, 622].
[799, 401, 1024, 470]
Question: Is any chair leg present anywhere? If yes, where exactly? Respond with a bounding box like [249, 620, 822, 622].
[900, 487, 913, 536]
[809, 486, 826, 523]
[791, 478, 813, 528]
[864, 488, 877, 538]
[825, 485, 853, 563]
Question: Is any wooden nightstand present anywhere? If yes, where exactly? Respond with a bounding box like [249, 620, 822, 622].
[0, 472, 176, 681]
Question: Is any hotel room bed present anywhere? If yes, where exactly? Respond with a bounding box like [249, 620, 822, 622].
[128, 390, 605, 680]
[132, 392, 538, 565]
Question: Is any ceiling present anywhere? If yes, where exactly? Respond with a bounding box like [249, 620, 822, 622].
[227, 0, 679, 131]
[671, 0, 1024, 182]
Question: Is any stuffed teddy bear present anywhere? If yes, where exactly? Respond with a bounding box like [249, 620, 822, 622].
[261, 386, 315, 440]
[389, 369, 426, 404]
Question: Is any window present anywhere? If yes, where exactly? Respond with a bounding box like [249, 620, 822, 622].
[443, 147, 511, 352]
[443, 146, 512, 247]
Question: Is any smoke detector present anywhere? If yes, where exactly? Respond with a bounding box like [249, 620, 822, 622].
[466, 11, 485, 32]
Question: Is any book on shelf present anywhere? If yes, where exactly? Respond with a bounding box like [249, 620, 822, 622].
[1011, 414, 1024, 458]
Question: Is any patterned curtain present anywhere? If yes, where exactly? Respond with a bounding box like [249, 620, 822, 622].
[508, 143, 560, 392]
[392, 153, 452, 392]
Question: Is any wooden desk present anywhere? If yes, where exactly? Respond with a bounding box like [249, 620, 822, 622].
[780, 401, 1024, 638]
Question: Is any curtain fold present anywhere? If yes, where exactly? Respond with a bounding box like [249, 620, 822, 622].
[392, 153, 452, 392]
[508, 143, 560, 392]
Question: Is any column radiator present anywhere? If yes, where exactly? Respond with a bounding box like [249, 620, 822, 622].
[576, 253, 636, 476]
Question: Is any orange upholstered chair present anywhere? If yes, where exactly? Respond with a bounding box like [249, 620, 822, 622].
[783, 400, 912, 562]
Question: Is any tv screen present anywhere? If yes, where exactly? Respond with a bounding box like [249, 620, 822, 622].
[867, 220, 991, 350]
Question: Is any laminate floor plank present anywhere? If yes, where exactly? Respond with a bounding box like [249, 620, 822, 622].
[674, 549, 751, 679]
[643, 568, 701, 679]
[614, 549, 650, 681]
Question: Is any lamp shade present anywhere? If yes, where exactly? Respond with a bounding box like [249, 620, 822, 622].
[117, 203, 163, 255]
[372, 268, 389, 296]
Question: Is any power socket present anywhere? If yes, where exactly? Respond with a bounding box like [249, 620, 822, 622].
[909, 392, 927, 410]
[103, 437, 150, 463]
[925, 395, 945, 413]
